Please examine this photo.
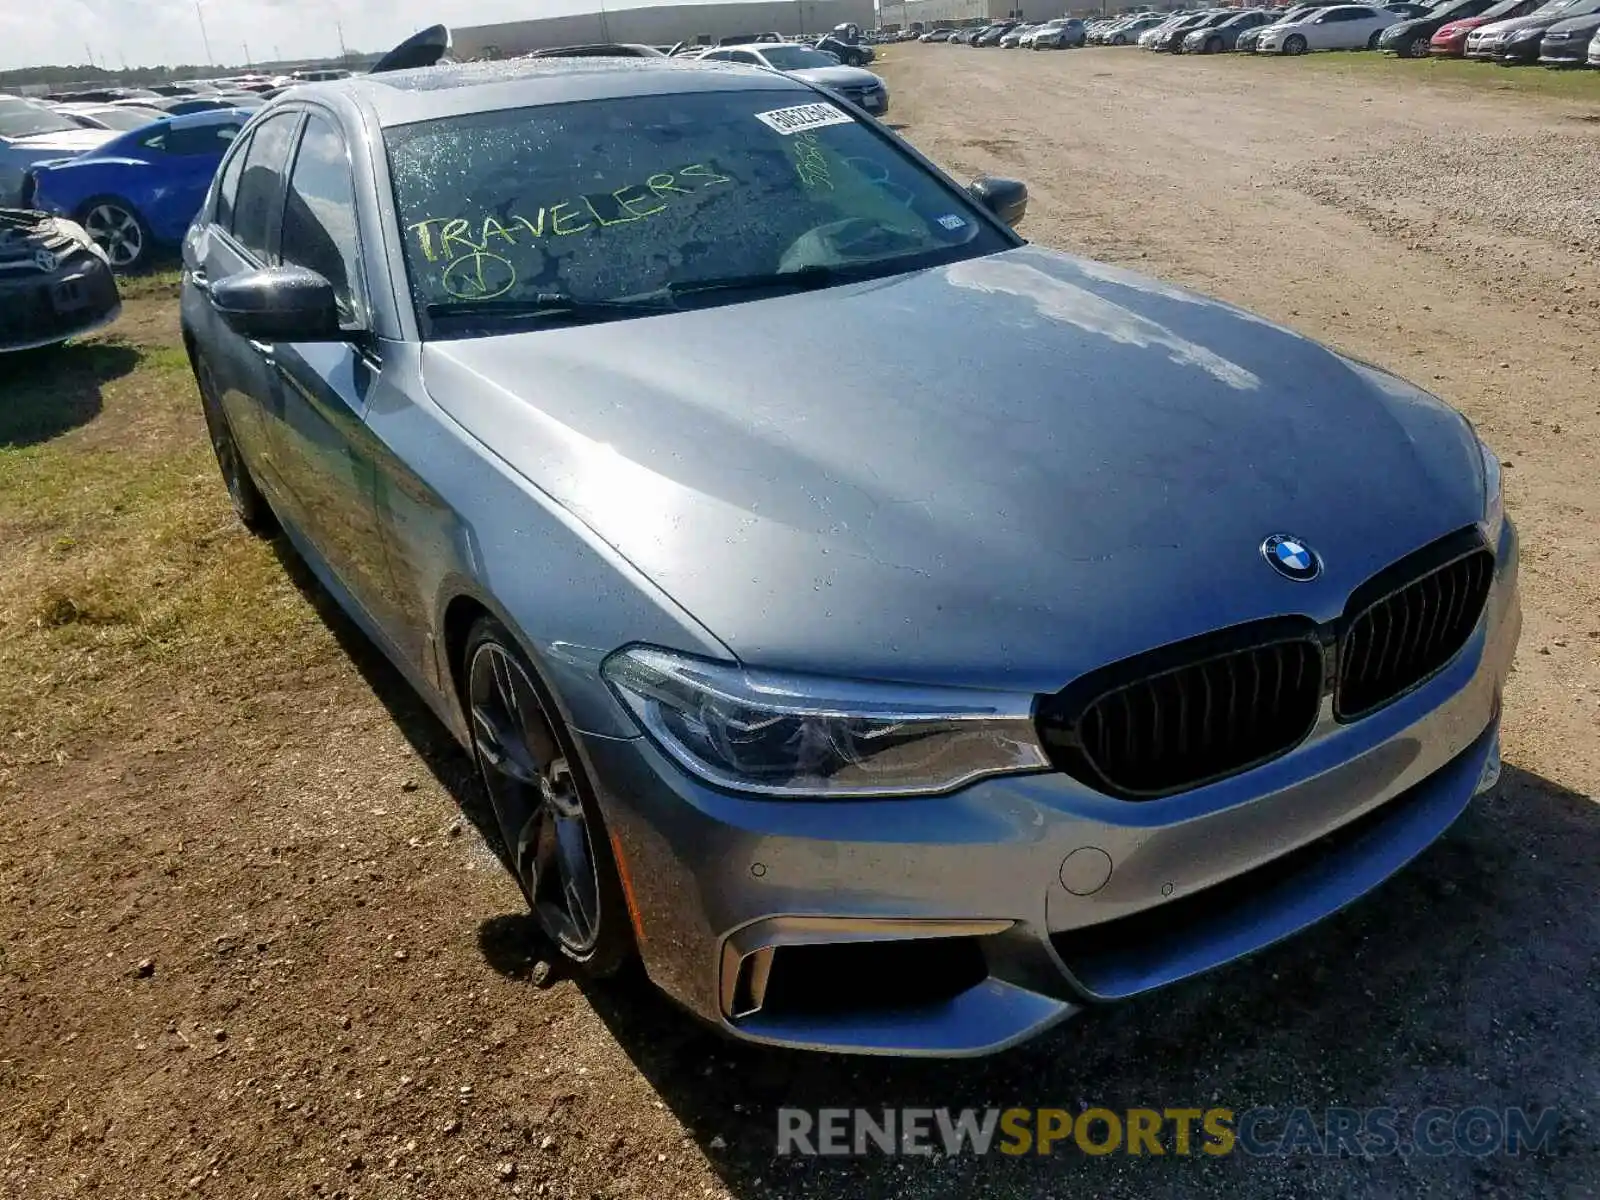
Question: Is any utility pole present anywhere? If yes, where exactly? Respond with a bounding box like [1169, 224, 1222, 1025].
[244, 40, 252, 68]
[83, 41, 96, 68]
[195, 0, 215, 65]
[336, 17, 349, 59]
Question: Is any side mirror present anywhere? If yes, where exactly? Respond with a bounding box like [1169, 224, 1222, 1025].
[209, 266, 344, 342]
[967, 175, 1028, 228]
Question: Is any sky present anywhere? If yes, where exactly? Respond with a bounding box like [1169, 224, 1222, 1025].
[0, 0, 797, 72]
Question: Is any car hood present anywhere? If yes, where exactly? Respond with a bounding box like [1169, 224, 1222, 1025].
[419, 246, 1486, 690]
[1, 128, 115, 156]
[1382, 14, 1448, 36]
[1437, 15, 1494, 31]
[1546, 11, 1600, 28]
[1480, 12, 1572, 32]
[785, 65, 883, 89]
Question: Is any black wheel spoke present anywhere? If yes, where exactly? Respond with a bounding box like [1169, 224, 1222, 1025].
[471, 702, 541, 785]
[468, 639, 602, 956]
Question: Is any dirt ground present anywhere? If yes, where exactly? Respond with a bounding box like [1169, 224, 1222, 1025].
[2, 48, 1597, 1200]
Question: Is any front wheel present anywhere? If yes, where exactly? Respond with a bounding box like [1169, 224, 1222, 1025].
[1403, 36, 1430, 57]
[1112, 33, 1127, 44]
[195, 355, 274, 534]
[1205, 36, 1223, 54]
[1366, 29, 1383, 50]
[465, 619, 635, 975]
[78, 198, 152, 272]
[1285, 34, 1308, 54]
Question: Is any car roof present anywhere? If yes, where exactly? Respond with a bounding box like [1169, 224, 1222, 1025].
[710, 41, 814, 51]
[302, 57, 810, 128]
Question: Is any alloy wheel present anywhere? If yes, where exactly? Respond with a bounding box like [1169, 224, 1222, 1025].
[468, 641, 602, 955]
[1404, 36, 1430, 57]
[82, 203, 144, 269]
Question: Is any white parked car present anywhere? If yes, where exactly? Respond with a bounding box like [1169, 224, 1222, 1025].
[1002, 23, 1039, 46]
[1256, 3, 1402, 51]
[696, 42, 890, 115]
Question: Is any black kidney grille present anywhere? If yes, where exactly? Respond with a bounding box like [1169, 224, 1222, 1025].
[1039, 633, 1325, 800]
[1336, 546, 1494, 720]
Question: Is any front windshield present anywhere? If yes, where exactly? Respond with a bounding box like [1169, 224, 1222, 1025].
[0, 99, 81, 139]
[759, 46, 841, 68]
[387, 89, 1009, 336]
[84, 107, 163, 131]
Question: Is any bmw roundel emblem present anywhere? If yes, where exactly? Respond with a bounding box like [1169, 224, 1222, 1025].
[1261, 534, 1321, 582]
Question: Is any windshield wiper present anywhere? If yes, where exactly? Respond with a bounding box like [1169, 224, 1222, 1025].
[664, 264, 873, 300]
[424, 293, 675, 323]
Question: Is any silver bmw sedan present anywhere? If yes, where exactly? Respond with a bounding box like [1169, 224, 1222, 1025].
[180, 53, 1519, 1056]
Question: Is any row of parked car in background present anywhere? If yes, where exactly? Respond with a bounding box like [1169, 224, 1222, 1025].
[0, 68, 355, 305]
[913, 0, 1600, 61]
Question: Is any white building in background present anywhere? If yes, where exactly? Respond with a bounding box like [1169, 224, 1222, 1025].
[452, 0, 877, 57]
[879, 0, 1148, 25]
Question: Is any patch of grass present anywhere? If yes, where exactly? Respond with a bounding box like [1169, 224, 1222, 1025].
[1265, 50, 1600, 101]
[115, 267, 184, 302]
[0, 316, 324, 774]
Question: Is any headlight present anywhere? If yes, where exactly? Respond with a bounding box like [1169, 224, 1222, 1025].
[602, 645, 1050, 798]
[1479, 438, 1504, 542]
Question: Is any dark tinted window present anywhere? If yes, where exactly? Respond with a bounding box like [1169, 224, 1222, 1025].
[280, 114, 362, 316]
[213, 130, 252, 227]
[231, 112, 299, 261]
[141, 121, 241, 156]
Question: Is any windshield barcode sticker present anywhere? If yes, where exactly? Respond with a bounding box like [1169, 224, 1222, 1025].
[754, 103, 854, 136]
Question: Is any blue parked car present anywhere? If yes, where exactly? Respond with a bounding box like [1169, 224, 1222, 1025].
[26, 109, 251, 271]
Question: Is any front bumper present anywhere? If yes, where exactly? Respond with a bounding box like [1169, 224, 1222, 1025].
[582, 522, 1522, 1055]
[842, 88, 889, 115]
[1493, 37, 1544, 61]
[1537, 39, 1590, 64]
[0, 249, 120, 352]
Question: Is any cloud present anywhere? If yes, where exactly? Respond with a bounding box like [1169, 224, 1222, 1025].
[0, 0, 649, 71]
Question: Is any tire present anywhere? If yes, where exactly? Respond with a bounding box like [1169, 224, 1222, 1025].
[1403, 36, 1430, 58]
[1366, 29, 1383, 50]
[1285, 34, 1308, 54]
[195, 354, 275, 535]
[1205, 36, 1224, 54]
[77, 197, 152, 272]
[464, 618, 635, 977]
[1112, 33, 1127, 44]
